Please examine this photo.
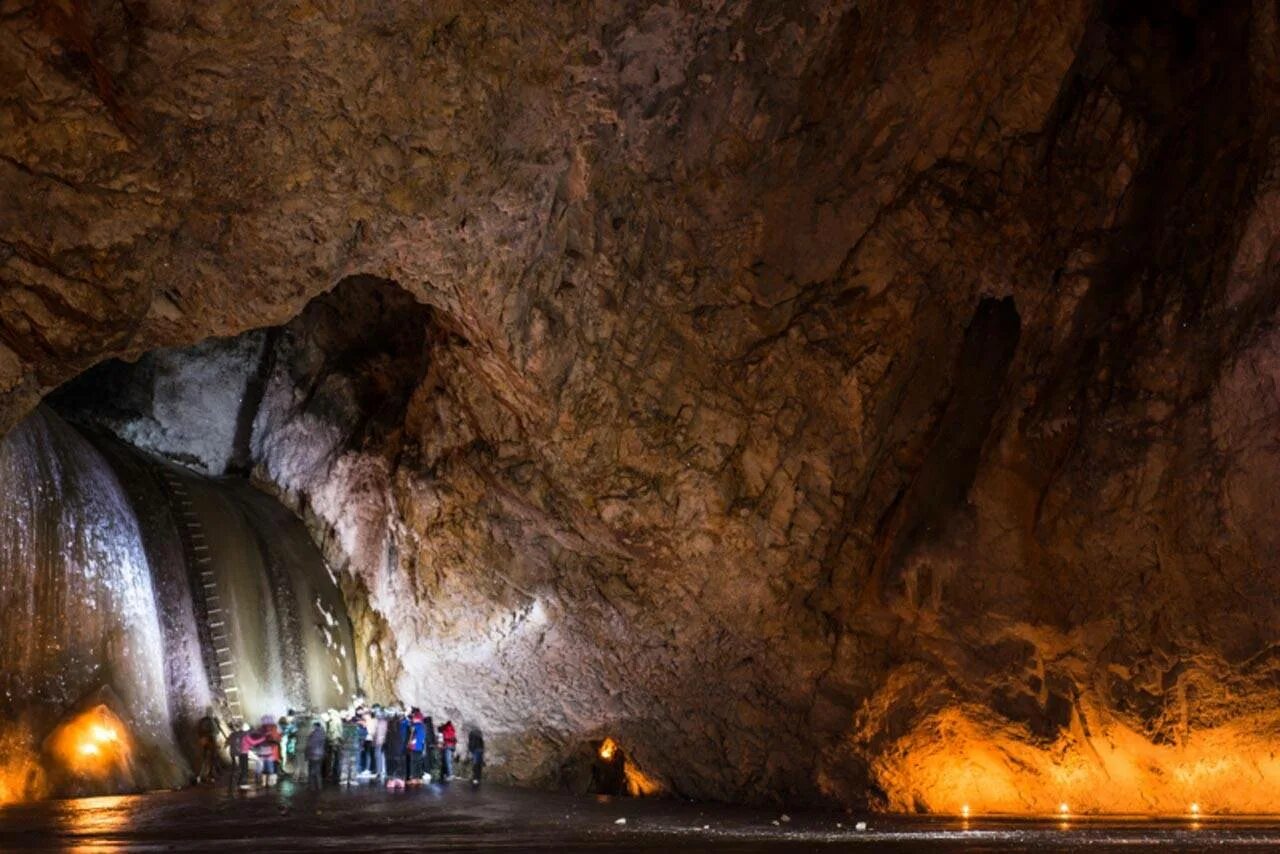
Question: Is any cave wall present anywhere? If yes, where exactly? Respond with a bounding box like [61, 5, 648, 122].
[7, 0, 1280, 810]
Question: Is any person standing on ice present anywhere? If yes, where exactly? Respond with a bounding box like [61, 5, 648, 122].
[195, 708, 222, 784]
[324, 709, 343, 782]
[372, 707, 389, 781]
[305, 721, 327, 791]
[227, 721, 251, 792]
[439, 720, 457, 780]
[406, 710, 427, 785]
[421, 714, 435, 781]
[358, 707, 374, 778]
[384, 709, 407, 789]
[468, 728, 485, 786]
[339, 714, 361, 786]
[247, 715, 282, 787]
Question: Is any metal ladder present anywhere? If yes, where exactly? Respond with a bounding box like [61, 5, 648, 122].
[158, 468, 244, 722]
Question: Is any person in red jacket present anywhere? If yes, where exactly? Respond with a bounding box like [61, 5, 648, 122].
[244, 715, 282, 787]
[438, 720, 457, 780]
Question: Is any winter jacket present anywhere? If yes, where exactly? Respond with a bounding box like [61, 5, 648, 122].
[385, 716, 406, 755]
[325, 714, 343, 745]
[305, 726, 327, 761]
[252, 724, 281, 761]
[407, 721, 426, 753]
[373, 715, 388, 747]
[468, 730, 484, 752]
[341, 722, 362, 759]
[229, 730, 248, 756]
[440, 722, 457, 749]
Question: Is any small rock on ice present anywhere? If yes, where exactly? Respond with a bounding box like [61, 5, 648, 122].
[614, 818, 627, 825]
[780, 814, 791, 823]
[854, 821, 867, 831]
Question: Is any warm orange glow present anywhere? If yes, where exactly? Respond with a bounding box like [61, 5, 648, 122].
[866, 702, 1280, 816]
[623, 759, 663, 797]
[598, 737, 618, 761]
[960, 803, 970, 818]
[48, 706, 132, 779]
[0, 727, 47, 807]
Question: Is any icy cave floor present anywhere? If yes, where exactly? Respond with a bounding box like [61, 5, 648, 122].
[2, 783, 1280, 852]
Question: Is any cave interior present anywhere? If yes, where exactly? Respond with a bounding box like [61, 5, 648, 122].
[2, 0, 1280, 821]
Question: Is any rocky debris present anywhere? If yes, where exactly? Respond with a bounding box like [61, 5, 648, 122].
[11, 0, 1280, 810]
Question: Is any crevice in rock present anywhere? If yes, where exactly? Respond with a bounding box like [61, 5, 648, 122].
[872, 296, 1022, 595]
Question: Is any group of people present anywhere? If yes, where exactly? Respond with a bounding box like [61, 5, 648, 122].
[197, 704, 486, 794]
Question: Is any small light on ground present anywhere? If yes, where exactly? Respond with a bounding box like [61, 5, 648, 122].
[1057, 802, 1069, 816]
[1190, 802, 1200, 815]
[961, 804, 970, 818]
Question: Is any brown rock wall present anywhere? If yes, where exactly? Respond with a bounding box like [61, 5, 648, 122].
[11, 0, 1280, 810]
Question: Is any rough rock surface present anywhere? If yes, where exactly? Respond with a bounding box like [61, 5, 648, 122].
[8, 0, 1280, 811]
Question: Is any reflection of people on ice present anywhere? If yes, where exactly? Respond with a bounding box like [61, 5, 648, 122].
[218, 701, 490, 793]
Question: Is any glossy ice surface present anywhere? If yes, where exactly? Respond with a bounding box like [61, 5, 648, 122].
[2, 783, 1279, 852]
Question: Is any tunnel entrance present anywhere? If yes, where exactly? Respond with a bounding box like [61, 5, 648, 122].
[0, 277, 433, 801]
[0, 405, 357, 800]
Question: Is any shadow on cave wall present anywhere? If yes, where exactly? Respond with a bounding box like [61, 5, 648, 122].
[870, 296, 1021, 597]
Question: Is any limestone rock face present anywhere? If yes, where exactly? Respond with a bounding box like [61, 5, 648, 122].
[9, 0, 1280, 810]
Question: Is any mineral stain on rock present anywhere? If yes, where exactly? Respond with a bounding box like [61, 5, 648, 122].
[4, 0, 1280, 815]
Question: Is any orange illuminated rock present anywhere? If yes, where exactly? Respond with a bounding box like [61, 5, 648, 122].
[46, 706, 133, 783]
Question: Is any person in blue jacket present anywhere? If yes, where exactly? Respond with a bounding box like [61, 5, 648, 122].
[406, 709, 427, 784]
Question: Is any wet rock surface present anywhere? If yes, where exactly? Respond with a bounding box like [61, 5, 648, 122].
[7, 0, 1280, 811]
